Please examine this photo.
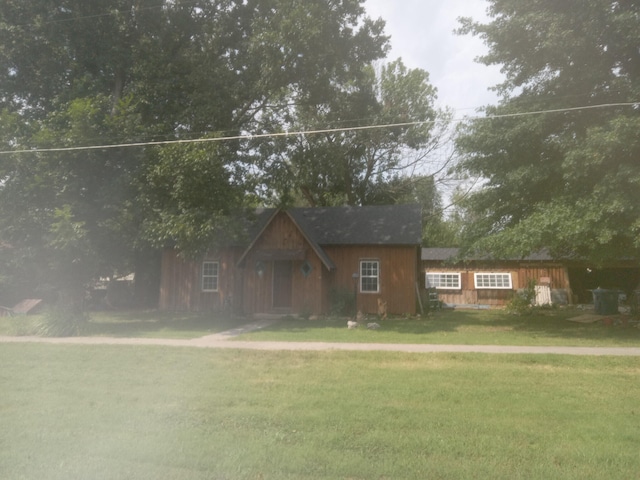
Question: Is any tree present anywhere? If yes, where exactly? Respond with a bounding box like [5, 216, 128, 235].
[254, 59, 449, 208]
[0, 95, 143, 304]
[0, 0, 389, 304]
[455, 0, 640, 264]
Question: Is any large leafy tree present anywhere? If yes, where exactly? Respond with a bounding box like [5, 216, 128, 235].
[455, 0, 640, 264]
[255, 59, 446, 207]
[0, 0, 388, 304]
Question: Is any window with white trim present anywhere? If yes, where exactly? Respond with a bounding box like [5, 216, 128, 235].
[474, 272, 512, 289]
[360, 260, 380, 293]
[426, 272, 461, 290]
[202, 261, 219, 292]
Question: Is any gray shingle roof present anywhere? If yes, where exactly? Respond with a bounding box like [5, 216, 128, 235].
[421, 248, 556, 262]
[421, 248, 461, 262]
[289, 204, 422, 245]
[237, 205, 422, 271]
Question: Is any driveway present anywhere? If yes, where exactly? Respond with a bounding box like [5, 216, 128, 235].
[2, 318, 640, 356]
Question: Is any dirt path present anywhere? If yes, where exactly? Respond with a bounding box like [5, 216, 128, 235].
[2, 318, 640, 356]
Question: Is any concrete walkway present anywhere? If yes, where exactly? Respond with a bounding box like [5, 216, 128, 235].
[2, 318, 640, 356]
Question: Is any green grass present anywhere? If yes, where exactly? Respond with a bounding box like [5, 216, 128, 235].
[1, 343, 639, 479]
[2, 308, 639, 348]
[235, 309, 640, 347]
[0, 310, 241, 339]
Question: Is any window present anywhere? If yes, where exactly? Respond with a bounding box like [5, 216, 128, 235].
[202, 261, 219, 292]
[426, 272, 461, 290]
[300, 260, 313, 278]
[474, 272, 512, 289]
[360, 260, 380, 293]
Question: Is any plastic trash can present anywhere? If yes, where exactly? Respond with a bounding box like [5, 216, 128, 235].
[591, 288, 619, 315]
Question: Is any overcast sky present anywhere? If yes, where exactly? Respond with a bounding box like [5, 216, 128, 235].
[365, 0, 504, 115]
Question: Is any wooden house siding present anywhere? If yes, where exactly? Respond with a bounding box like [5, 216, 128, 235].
[241, 257, 325, 315]
[240, 211, 325, 315]
[422, 260, 570, 308]
[325, 245, 418, 315]
[160, 205, 422, 316]
[159, 248, 241, 311]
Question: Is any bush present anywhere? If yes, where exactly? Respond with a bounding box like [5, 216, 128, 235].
[9, 316, 38, 336]
[329, 287, 355, 317]
[505, 279, 537, 315]
[35, 305, 89, 337]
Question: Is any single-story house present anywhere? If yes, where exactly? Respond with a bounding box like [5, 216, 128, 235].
[421, 248, 640, 308]
[159, 204, 422, 316]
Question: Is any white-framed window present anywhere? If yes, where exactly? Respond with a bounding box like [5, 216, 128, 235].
[202, 261, 219, 292]
[360, 260, 380, 293]
[474, 272, 512, 289]
[426, 272, 461, 290]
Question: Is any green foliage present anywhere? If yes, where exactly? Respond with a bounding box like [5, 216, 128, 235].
[505, 279, 537, 316]
[329, 287, 355, 317]
[257, 59, 446, 208]
[0, 0, 390, 291]
[456, 1, 640, 264]
[7, 316, 37, 336]
[35, 305, 89, 337]
[138, 142, 252, 256]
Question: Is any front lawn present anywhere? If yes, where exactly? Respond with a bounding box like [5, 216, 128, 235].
[236, 308, 640, 347]
[2, 308, 639, 347]
[1, 344, 638, 479]
[0, 310, 241, 339]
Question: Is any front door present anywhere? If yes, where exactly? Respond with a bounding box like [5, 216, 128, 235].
[272, 261, 293, 309]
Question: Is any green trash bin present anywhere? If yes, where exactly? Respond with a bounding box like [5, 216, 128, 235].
[591, 288, 619, 315]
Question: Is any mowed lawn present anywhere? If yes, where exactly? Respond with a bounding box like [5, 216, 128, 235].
[1, 343, 639, 479]
[3, 308, 640, 348]
[0, 310, 240, 339]
[236, 309, 640, 347]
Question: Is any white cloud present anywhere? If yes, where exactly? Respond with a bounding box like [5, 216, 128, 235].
[365, 0, 504, 113]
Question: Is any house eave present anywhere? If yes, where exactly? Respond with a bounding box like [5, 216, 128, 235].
[283, 210, 336, 271]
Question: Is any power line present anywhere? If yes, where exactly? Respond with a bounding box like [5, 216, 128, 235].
[483, 102, 639, 119]
[0, 102, 637, 156]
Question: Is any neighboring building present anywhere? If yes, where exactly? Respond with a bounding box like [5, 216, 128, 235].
[422, 248, 640, 308]
[159, 204, 422, 316]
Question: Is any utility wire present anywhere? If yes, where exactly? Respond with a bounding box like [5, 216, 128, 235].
[482, 102, 639, 119]
[0, 102, 637, 156]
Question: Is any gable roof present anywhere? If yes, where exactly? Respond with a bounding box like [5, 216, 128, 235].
[289, 204, 422, 246]
[237, 204, 422, 271]
[237, 208, 337, 270]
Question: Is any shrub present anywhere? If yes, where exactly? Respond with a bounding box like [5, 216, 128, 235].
[9, 316, 38, 336]
[299, 304, 313, 320]
[329, 287, 355, 317]
[505, 279, 537, 315]
[35, 305, 89, 337]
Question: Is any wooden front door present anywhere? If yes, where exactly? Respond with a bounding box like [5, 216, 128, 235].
[272, 261, 293, 309]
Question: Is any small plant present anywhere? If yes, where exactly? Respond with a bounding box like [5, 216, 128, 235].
[35, 304, 89, 337]
[9, 316, 38, 336]
[298, 303, 313, 320]
[505, 279, 537, 315]
[329, 287, 355, 317]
